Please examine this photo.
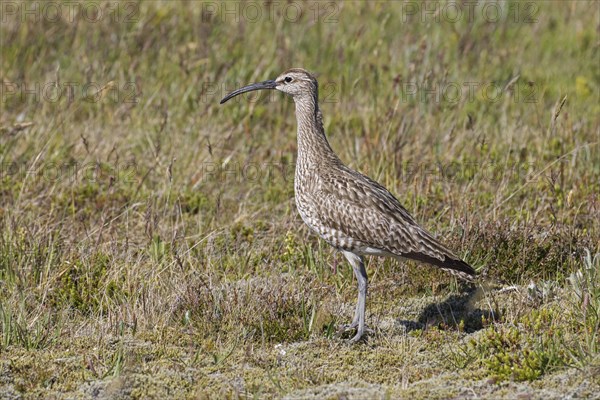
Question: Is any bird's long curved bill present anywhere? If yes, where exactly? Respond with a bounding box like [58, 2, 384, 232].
[220, 80, 277, 104]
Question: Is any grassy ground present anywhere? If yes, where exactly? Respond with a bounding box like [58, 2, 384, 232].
[1, 0, 599, 398]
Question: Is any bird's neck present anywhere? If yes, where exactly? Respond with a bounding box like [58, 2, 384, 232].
[294, 95, 337, 166]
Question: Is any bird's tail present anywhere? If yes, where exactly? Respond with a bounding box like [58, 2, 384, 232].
[404, 251, 476, 282]
[400, 226, 477, 282]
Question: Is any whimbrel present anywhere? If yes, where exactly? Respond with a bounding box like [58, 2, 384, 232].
[220, 68, 476, 342]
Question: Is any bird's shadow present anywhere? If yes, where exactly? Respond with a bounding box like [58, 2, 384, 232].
[396, 286, 496, 333]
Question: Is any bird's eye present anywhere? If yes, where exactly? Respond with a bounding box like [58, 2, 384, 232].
[284, 76, 293, 83]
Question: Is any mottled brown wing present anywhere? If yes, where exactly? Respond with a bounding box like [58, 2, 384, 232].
[315, 167, 475, 279]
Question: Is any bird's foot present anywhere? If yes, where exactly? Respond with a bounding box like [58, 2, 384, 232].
[350, 331, 365, 343]
[348, 327, 375, 343]
[336, 323, 373, 342]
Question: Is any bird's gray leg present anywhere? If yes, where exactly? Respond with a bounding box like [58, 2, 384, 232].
[341, 251, 369, 342]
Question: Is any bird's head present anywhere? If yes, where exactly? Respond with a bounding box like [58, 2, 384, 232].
[220, 68, 317, 104]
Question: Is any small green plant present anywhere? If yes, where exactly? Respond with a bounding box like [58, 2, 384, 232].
[280, 231, 303, 266]
[105, 341, 125, 378]
[469, 308, 568, 381]
[0, 304, 59, 351]
[300, 296, 318, 338]
[53, 253, 110, 313]
[149, 235, 168, 263]
[565, 249, 600, 367]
